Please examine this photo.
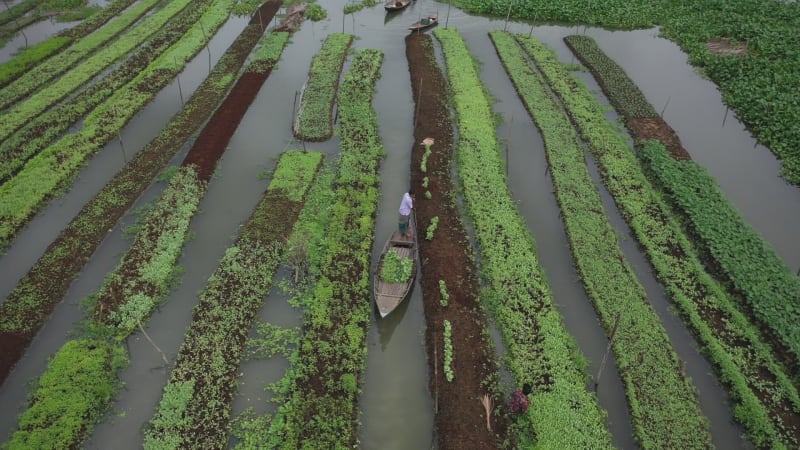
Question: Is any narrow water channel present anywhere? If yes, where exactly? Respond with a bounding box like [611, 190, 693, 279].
[350, 4, 435, 447]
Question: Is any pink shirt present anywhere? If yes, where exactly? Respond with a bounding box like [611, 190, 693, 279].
[399, 192, 413, 215]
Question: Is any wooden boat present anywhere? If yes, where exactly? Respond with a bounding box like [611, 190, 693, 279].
[374, 230, 417, 318]
[408, 13, 438, 31]
[384, 0, 411, 11]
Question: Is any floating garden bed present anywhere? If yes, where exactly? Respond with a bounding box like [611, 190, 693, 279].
[434, 27, 612, 448]
[266, 48, 384, 448]
[145, 150, 323, 449]
[0, 0, 217, 184]
[0, 0, 168, 114]
[0, 0, 236, 249]
[566, 33, 800, 383]
[405, 32, 506, 448]
[0, 23, 290, 448]
[451, 0, 800, 184]
[292, 32, 352, 142]
[0, 0, 137, 88]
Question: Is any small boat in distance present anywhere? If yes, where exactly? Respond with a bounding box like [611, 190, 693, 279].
[408, 12, 438, 31]
[374, 229, 417, 318]
[385, 0, 411, 11]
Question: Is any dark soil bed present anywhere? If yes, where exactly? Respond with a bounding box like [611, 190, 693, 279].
[629, 117, 691, 160]
[406, 33, 508, 449]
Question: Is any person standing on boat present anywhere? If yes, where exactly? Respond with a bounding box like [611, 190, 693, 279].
[398, 189, 415, 239]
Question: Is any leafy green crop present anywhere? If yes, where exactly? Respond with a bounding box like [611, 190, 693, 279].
[4, 339, 127, 450]
[294, 33, 353, 141]
[145, 151, 322, 449]
[640, 140, 800, 372]
[443, 320, 454, 382]
[265, 48, 384, 449]
[380, 249, 413, 283]
[0, 0, 237, 250]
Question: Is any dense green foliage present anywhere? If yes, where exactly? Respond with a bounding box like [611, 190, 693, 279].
[294, 33, 352, 141]
[379, 250, 413, 283]
[0, 0, 46, 28]
[567, 28, 800, 343]
[640, 140, 800, 370]
[443, 320, 454, 382]
[452, 0, 800, 184]
[305, 3, 327, 21]
[434, 27, 612, 448]
[266, 149, 324, 201]
[231, 164, 336, 448]
[0, 1, 276, 340]
[518, 33, 800, 447]
[145, 151, 322, 449]
[266, 48, 384, 449]
[492, 30, 712, 448]
[4, 340, 127, 450]
[343, 0, 378, 15]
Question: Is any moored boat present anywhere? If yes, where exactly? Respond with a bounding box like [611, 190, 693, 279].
[385, 0, 411, 12]
[374, 229, 417, 318]
[408, 13, 438, 31]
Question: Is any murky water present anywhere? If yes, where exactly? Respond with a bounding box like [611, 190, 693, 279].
[1, 0, 796, 448]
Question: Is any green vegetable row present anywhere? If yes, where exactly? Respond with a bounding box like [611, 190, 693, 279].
[0, 0, 217, 184]
[491, 30, 711, 449]
[433, 27, 613, 449]
[145, 150, 323, 449]
[266, 48, 384, 449]
[0, 5, 283, 388]
[0, 0, 168, 115]
[293, 32, 352, 141]
[0, 0, 45, 28]
[516, 33, 800, 448]
[0, 0, 236, 250]
[0, 0, 137, 88]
